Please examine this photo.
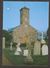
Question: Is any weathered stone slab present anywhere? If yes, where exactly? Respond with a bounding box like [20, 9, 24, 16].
[42, 44, 48, 55]
[2, 37, 5, 49]
[34, 41, 41, 55]
[23, 49, 28, 56]
[14, 43, 22, 55]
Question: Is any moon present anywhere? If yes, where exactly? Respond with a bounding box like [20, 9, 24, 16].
[7, 7, 10, 10]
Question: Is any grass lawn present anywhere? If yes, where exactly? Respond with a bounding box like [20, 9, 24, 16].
[3, 48, 48, 65]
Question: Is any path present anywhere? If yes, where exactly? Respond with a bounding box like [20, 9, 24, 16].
[2, 52, 13, 66]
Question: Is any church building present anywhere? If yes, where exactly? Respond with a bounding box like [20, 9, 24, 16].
[10, 7, 38, 45]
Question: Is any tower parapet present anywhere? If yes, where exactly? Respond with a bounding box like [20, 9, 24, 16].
[20, 7, 29, 25]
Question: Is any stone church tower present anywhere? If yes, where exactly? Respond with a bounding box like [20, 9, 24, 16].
[20, 7, 29, 25]
[10, 7, 38, 44]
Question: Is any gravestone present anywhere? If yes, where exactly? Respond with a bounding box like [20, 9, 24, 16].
[34, 41, 41, 55]
[14, 43, 22, 55]
[42, 44, 48, 55]
[2, 37, 5, 49]
[23, 49, 28, 56]
[10, 42, 13, 51]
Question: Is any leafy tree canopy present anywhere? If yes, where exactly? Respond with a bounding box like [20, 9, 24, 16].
[3, 30, 12, 42]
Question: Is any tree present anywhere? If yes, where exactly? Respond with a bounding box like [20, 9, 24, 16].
[3, 30, 12, 47]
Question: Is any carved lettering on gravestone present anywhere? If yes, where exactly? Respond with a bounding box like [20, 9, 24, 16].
[42, 44, 48, 55]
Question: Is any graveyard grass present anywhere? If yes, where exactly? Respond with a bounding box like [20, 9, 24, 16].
[3, 48, 48, 65]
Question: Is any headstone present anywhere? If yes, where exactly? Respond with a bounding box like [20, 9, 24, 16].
[15, 48, 21, 55]
[14, 43, 22, 55]
[10, 42, 13, 51]
[42, 44, 48, 55]
[34, 41, 41, 55]
[2, 37, 5, 49]
[23, 49, 28, 56]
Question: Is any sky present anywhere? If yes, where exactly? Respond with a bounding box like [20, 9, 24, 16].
[3, 1, 49, 32]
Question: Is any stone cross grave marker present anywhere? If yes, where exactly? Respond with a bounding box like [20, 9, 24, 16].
[10, 42, 13, 51]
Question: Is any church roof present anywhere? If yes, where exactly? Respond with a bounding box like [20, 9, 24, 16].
[8, 25, 37, 32]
